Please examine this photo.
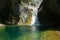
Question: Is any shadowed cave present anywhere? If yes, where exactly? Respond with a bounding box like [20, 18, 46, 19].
[38, 0, 60, 26]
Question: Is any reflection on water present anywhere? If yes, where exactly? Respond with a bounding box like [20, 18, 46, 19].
[0, 25, 39, 40]
[0, 25, 60, 40]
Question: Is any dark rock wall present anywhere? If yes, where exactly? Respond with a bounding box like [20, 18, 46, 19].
[38, 0, 60, 26]
[0, 0, 20, 25]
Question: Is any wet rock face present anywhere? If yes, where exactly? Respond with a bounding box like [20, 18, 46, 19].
[38, 0, 60, 26]
[0, 0, 20, 25]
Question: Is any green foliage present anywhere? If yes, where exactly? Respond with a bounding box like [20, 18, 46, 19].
[21, 0, 32, 3]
